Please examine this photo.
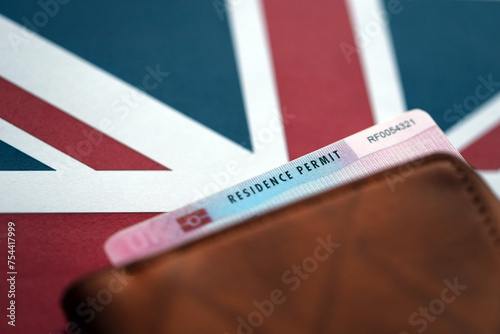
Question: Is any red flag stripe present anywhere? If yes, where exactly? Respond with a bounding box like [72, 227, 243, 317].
[0, 77, 168, 170]
[461, 123, 500, 170]
[263, 0, 374, 160]
[0, 213, 159, 334]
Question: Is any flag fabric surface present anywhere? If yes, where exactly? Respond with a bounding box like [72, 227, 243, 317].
[0, 1, 499, 332]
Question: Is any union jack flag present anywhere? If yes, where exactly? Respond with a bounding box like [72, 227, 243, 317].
[0, 1, 498, 332]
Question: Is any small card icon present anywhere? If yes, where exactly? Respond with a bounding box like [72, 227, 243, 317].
[176, 209, 213, 232]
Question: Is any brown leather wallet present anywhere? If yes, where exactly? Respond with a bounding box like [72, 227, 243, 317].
[62, 154, 500, 334]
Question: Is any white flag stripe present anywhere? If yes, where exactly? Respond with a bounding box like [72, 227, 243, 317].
[228, 0, 289, 166]
[479, 170, 500, 199]
[346, 0, 407, 123]
[0, 118, 92, 172]
[446, 92, 500, 151]
[0, 171, 192, 212]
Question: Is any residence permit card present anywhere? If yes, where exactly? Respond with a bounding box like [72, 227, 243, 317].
[105, 110, 464, 266]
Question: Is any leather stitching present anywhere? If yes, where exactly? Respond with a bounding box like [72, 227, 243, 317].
[448, 159, 500, 255]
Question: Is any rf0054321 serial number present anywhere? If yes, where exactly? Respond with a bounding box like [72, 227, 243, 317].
[367, 119, 416, 143]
